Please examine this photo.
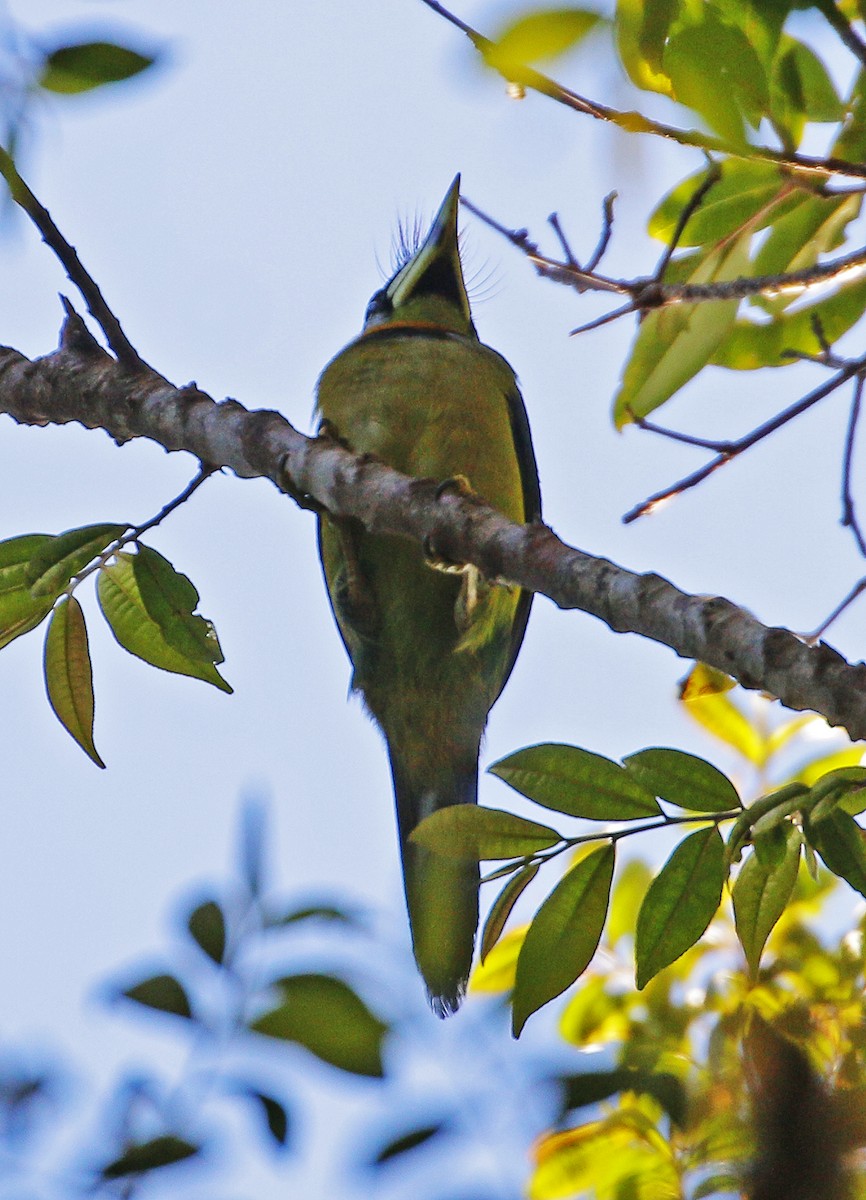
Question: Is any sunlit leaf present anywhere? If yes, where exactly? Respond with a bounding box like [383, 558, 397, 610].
[481, 861, 540, 961]
[607, 858, 653, 946]
[491, 744, 660, 819]
[0, 534, 55, 649]
[624, 747, 741, 812]
[530, 1114, 680, 1200]
[251, 974, 388, 1077]
[484, 8, 602, 75]
[794, 745, 866, 791]
[834, 67, 866, 161]
[733, 828, 801, 976]
[98, 551, 231, 692]
[27, 523, 125, 596]
[680, 666, 766, 766]
[614, 0, 676, 95]
[770, 36, 843, 150]
[635, 827, 725, 988]
[410, 805, 559, 860]
[558, 974, 630, 1045]
[43, 596, 104, 768]
[101, 1135, 198, 1179]
[187, 899, 226, 965]
[649, 160, 789, 248]
[469, 926, 525, 993]
[664, 14, 768, 144]
[40, 40, 157, 95]
[613, 230, 751, 426]
[120, 973, 192, 1019]
[712, 275, 866, 369]
[513, 844, 615, 1035]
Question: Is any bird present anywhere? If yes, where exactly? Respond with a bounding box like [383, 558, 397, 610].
[315, 175, 540, 1014]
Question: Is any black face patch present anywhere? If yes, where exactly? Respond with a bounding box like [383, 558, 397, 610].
[410, 254, 464, 307]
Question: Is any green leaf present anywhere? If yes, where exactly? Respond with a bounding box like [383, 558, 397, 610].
[712, 275, 866, 370]
[834, 68, 866, 161]
[490, 744, 660, 820]
[481, 861, 540, 961]
[484, 8, 602, 73]
[560, 1067, 687, 1128]
[101, 1135, 198, 1179]
[607, 858, 652, 946]
[749, 191, 861, 315]
[133, 545, 225, 664]
[120, 973, 192, 1019]
[635, 827, 725, 989]
[512, 844, 615, 1035]
[649, 160, 789, 248]
[40, 41, 156, 95]
[187, 899, 226, 965]
[770, 36, 843, 149]
[251, 974, 388, 1077]
[663, 15, 769, 145]
[0, 534, 55, 649]
[409, 805, 559, 860]
[613, 230, 751, 426]
[98, 551, 231, 692]
[614, 0, 677, 96]
[624, 747, 741, 813]
[733, 829, 801, 976]
[372, 1124, 444, 1166]
[805, 809, 866, 898]
[43, 596, 104, 768]
[26, 523, 125, 597]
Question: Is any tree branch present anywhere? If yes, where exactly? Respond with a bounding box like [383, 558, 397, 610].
[4, 316, 866, 740]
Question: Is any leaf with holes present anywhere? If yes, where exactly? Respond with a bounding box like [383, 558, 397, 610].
[98, 551, 231, 691]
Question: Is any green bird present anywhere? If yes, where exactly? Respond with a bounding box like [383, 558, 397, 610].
[316, 176, 540, 1014]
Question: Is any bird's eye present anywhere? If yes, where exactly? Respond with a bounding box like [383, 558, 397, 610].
[364, 289, 391, 324]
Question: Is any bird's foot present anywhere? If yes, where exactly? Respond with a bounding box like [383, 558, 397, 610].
[425, 475, 477, 572]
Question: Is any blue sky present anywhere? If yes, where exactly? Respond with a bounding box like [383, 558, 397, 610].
[1, 1, 863, 1195]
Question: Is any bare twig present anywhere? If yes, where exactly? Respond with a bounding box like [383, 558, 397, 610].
[584, 192, 617, 273]
[841, 374, 866, 556]
[0, 146, 148, 371]
[806, 576, 866, 640]
[655, 160, 722, 280]
[623, 355, 866, 523]
[419, 0, 866, 183]
[814, 0, 866, 70]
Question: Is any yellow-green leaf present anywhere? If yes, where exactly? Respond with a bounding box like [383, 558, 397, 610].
[635, 827, 725, 989]
[680, 666, 767, 766]
[649, 160, 789, 248]
[97, 552, 231, 692]
[513, 844, 615, 1035]
[613, 230, 751, 426]
[0, 534, 55, 649]
[484, 8, 602, 75]
[43, 596, 104, 768]
[27, 523, 126, 597]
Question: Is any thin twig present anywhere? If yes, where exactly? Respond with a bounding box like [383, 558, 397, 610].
[547, 212, 579, 267]
[841, 374, 866, 556]
[814, 0, 866, 70]
[623, 355, 866, 523]
[131, 465, 218, 540]
[419, 0, 866, 182]
[0, 146, 148, 371]
[655, 160, 722, 280]
[585, 192, 617, 273]
[633, 415, 734, 453]
[806, 576, 866, 640]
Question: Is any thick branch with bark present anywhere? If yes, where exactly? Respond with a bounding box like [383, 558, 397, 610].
[3, 317, 866, 740]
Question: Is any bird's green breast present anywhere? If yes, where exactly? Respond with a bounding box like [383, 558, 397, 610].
[316, 329, 527, 756]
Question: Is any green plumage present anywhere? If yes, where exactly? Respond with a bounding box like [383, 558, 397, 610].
[316, 177, 540, 1013]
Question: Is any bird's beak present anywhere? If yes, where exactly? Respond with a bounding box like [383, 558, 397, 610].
[387, 174, 471, 321]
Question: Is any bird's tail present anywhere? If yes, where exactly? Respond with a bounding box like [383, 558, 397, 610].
[387, 747, 480, 1016]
